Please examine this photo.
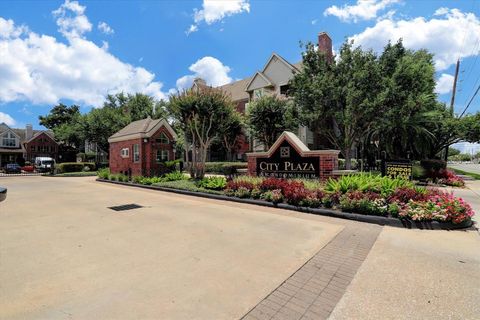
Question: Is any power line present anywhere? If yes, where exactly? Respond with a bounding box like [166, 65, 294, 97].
[459, 83, 480, 117]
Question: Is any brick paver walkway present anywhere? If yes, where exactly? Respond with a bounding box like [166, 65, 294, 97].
[242, 223, 381, 320]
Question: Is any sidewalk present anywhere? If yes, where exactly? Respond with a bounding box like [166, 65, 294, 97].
[451, 180, 480, 224]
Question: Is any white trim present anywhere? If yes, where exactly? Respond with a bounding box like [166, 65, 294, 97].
[120, 147, 129, 158]
[245, 71, 274, 92]
[133, 144, 140, 162]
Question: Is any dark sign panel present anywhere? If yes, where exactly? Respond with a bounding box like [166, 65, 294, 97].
[256, 140, 320, 179]
[382, 160, 412, 180]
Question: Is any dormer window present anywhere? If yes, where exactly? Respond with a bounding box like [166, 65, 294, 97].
[2, 132, 17, 147]
[156, 132, 169, 144]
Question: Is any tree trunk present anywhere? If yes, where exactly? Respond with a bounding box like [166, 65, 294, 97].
[344, 148, 352, 170]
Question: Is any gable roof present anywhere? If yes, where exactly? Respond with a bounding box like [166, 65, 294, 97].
[23, 131, 57, 144]
[245, 71, 274, 92]
[108, 117, 177, 143]
[262, 53, 298, 73]
[217, 77, 251, 101]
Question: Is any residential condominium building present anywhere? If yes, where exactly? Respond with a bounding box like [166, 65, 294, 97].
[193, 31, 334, 158]
[0, 123, 59, 167]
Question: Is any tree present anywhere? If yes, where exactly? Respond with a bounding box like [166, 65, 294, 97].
[39, 104, 80, 129]
[83, 106, 130, 153]
[290, 41, 382, 169]
[247, 95, 299, 150]
[448, 147, 461, 157]
[373, 41, 438, 159]
[218, 109, 244, 161]
[169, 88, 236, 179]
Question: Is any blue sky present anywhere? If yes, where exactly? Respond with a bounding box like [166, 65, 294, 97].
[0, 0, 479, 131]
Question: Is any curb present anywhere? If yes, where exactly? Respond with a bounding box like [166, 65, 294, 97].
[97, 179, 474, 230]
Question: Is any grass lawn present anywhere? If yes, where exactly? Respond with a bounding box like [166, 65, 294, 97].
[449, 168, 480, 180]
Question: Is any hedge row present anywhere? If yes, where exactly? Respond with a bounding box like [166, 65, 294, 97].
[56, 162, 96, 173]
[204, 162, 248, 174]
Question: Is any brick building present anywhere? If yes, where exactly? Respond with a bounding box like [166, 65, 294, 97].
[0, 122, 59, 167]
[193, 31, 334, 156]
[24, 131, 59, 162]
[108, 117, 177, 176]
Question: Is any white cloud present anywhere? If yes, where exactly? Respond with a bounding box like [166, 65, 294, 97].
[324, 0, 398, 23]
[98, 21, 114, 35]
[0, 18, 27, 38]
[0, 2, 167, 106]
[311, 19, 318, 25]
[187, 0, 250, 34]
[0, 112, 16, 126]
[350, 8, 480, 70]
[176, 56, 232, 90]
[52, 0, 92, 39]
[435, 73, 454, 95]
[186, 24, 198, 35]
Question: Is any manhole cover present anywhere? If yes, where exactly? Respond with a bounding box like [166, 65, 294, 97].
[108, 203, 143, 211]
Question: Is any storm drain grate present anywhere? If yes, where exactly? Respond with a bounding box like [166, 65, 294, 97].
[108, 203, 143, 211]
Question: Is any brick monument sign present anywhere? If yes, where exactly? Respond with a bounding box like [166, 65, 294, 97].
[247, 131, 340, 179]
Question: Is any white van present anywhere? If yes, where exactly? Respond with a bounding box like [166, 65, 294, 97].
[34, 157, 55, 173]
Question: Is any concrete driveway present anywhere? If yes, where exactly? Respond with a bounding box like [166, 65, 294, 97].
[0, 176, 342, 320]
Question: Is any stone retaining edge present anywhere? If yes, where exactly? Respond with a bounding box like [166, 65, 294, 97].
[96, 178, 474, 230]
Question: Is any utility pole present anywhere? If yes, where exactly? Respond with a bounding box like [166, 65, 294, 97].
[445, 58, 460, 161]
[450, 58, 460, 115]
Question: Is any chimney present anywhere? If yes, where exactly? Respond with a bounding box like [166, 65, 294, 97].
[318, 32, 333, 63]
[26, 124, 33, 140]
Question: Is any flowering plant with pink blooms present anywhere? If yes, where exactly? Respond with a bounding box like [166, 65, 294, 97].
[397, 191, 474, 224]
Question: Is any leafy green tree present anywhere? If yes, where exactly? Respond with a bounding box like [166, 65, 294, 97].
[247, 95, 299, 150]
[448, 147, 461, 157]
[290, 41, 382, 169]
[39, 104, 80, 129]
[169, 88, 236, 178]
[373, 41, 438, 159]
[218, 109, 244, 161]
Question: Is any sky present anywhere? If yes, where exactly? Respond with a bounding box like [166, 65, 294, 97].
[0, 0, 479, 136]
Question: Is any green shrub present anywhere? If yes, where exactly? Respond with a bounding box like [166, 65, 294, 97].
[163, 171, 187, 182]
[98, 168, 110, 179]
[260, 189, 283, 204]
[412, 164, 425, 180]
[196, 176, 227, 190]
[325, 173, 413, 196]
[57, 162, 96, 173]
[235, 187, 252, 198]
[204, 162, 248, 174]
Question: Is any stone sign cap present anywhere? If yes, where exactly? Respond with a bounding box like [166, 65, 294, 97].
[247, 131, 340, 179]
[246, 131, 340, 158]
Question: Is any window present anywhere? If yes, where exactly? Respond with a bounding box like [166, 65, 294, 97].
[2, 132, 17, 147]
[156, 132, 169, 144]
[280, 84, 290, 96]
[121, 148, 129, 158]
[31, 145, 35, 151]
[133, 144, 140, 162]
[156, 150, 169, 163]
[253, 88, 264, 100]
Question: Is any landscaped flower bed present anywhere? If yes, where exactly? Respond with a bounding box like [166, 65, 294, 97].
[97, 169, 475, 226]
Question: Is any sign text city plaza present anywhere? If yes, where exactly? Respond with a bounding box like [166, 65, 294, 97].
[259, 161, 316, 172]
[246, 131, 340, 179]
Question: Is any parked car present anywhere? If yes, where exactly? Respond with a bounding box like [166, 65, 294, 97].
[21, 165, 35, 172]
[34, 157, 55, 173]
[5, 163, 21, 174]
[0, 187, 6, 202]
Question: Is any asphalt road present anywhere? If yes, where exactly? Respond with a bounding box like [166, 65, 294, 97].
[0, 176, 341, 320]
[449, 163, 480, 175]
